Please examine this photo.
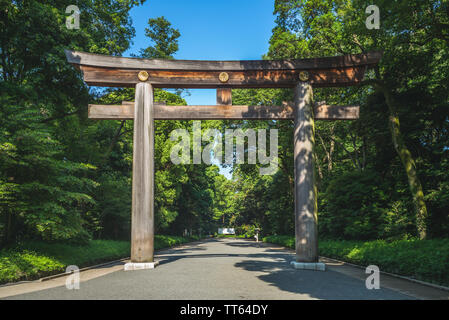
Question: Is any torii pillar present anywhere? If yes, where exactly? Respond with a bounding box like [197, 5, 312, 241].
[125, 82, 158, 270]
[291, 81, 324, 271]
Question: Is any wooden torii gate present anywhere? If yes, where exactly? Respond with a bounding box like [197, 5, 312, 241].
[65, 50, 381, 270]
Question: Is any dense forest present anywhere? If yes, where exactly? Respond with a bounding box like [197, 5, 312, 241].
[1, 0, 448, 249]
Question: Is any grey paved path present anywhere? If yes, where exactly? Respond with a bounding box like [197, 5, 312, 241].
[2, 238, 447, 300]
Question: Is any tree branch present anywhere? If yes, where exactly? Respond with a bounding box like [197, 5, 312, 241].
[40, 110, 79, 123]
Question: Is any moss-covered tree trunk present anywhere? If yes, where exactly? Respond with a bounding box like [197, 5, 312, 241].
[382, 88, 429, 239]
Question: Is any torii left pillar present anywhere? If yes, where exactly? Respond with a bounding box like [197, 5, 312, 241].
[291, 81, 325, 271]
[124, 82, 158, 270]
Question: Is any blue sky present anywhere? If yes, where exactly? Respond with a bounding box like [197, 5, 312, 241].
[124, 0, 276, 105]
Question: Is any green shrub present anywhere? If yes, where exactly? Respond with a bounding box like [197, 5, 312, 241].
[216, 234, 246, 238]
[236, 224, 260, 238]
[320, 170, 384, 240]
[0, 236, 197, 284]
[263, 235, 449, 286]
[0, 250, 65, 284]
[263, 235, 295, 249]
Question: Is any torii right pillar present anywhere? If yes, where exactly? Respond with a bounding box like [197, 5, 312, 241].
[292, 81, 325, 271]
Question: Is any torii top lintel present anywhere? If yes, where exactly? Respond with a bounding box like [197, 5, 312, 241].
[65, 49, 381, 89]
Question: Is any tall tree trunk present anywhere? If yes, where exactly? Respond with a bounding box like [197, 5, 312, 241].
[314, 150, 324, 182]
[381, 87, 429, 239]
[328, 124, 335, 172]
[4, 209, 12, 245]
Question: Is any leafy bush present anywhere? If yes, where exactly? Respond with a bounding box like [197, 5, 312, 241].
[154, 235, 199, 249]
[0, 236, 198, 284]
[263, 235, 296, 249]
[263, 235, 449, 286]
[0, 250, 65, 284]
[235, 224, 259, 238]
[91, 172, 132, 240]
[216, 234, 247, 238]
[319, 170, 411, 240]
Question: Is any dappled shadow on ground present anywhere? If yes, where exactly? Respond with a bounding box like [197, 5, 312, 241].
[3, 238, 415, 300]
[154, 239, 288, 267]
[233, 259, 413, 300]
[155, 252, 289, 266]
[93, 261, 126, 269]
[224, 241, 262, 248]
[262, 248, 291, 253]
[153, 239, 413, 300]
[157, 246, 207, 255]
[155, 239, 220, 254]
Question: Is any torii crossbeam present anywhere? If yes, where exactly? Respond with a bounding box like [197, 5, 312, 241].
[65, 49, 381, 271]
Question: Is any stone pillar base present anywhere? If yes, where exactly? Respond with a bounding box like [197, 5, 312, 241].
[124, 261, 159, 271]
[290, 261, 326, 271]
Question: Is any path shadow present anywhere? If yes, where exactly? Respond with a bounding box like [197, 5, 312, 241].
[157, 246, 207, 255]
[93, 260, 126, 269]
[225, 241, 261, 248]
[233, 259, 413, 300]
[155, 252, 290, 266]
